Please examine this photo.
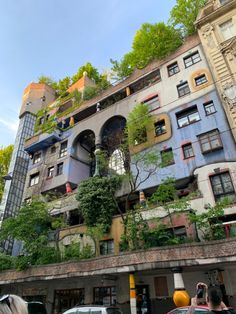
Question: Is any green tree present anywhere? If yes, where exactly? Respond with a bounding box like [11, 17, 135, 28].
[38, 75, 58, 90]
[169, 0, 206, 36]
[76, 176, 122, 233]
[0, 199, 60, 267]
[111, 22, 182, 80]
[57, 76, 71, 96]
[0, 145, 14, 202]
[189, 199, 228, 241]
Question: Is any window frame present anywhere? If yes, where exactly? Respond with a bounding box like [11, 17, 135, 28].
[204, 101, 216, 116]
[29, 172, 39, 187]
[194, 74, 208, 86]
[182, 143, 194, 159]
[210, 171, 236, 202]
[167, 62, 180, 77]
[160, 148, 175, 167]
[56, 162, 63, 176]
[99, 239, 114, 255]
[154, 120, 166, 136]
[177, 81, 190, 97]
[176, 106, 200, 128]
[183, 51, 201, 68]
[198, 129, 223, 154]
[33, 152, 41, 164]
[220, 19, 236, 41]
[47, 166, 54, 178]
[59, 141, 68, 158]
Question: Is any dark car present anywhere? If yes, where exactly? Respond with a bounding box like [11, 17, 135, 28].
[27, 301, 47, 314]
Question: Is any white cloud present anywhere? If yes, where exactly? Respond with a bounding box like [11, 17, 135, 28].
[0, 118, 18, 133]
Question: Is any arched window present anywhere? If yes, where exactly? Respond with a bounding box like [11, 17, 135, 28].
[109, 149, 125, 175]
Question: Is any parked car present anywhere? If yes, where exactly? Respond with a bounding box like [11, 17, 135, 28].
[62, 305, 123, 314]
[27, 301, 47, 314]
[167, 305, 235, 314]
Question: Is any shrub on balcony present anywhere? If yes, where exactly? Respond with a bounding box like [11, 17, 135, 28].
[76, 175, 122, 233]
[63, 242, 94, 261]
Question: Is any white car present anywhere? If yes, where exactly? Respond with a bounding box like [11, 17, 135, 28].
[63, 305, 123, 314]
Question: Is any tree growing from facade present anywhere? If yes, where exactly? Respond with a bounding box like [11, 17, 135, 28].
[169, 0, 206, 36]
[110, 22, 182, 80]
[76, 176, 122, 233]
[0, 199, 61, 269]
[0, 144, 14, 202]
[188, 199, 229, 241]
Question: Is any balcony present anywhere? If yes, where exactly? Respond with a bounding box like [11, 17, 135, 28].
[24, 130, 62, 153]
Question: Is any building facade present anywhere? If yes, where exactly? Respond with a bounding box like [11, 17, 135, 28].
[0, 26, 236, 314]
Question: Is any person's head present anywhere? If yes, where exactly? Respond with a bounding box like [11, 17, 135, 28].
[207, 286, 223, 309]
[0, 294, 28, 314]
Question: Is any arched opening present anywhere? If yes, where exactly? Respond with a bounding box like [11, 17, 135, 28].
[101, 116, 128, 175]
[72, 130, 96, 177]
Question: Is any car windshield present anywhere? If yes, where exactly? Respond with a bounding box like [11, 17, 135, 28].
[170, 308, 209, 314]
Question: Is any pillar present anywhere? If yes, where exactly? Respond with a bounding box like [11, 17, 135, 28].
[172, 267, 190, 307]
[129, 273, 137, 314]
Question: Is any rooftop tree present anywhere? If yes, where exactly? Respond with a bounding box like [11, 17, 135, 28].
[111, 22, 182, 80]
[169, 0, 207, 36]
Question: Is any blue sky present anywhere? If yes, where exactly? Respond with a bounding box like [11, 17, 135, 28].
[0, 0, 176, 147]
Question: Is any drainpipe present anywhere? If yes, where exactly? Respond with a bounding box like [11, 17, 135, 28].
[172, 267, 190, 307]
[129, 273, 137, 314]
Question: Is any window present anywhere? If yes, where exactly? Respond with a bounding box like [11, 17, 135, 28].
[51, 146, 56, 154]
[210, 172, 236, 202]
[198, 129, 223, 153]
[195, 74, 208, 86]
[182, 143, 194, 159]
[109, 149, 125, 175]
[220, 19, 236, 41]
[99, 239, 114, 255]
[59, 141, 68, 158]
[204, 101, 216, 115]
[154, 120, 166, 136]
[47, 166, 54, 178]
[176, 106, 200, 128]
[220, 0, 231, 4]
[143, 94, 160, 111]
[183, 51, 201, 67]
[56, 163, 63, 176]
[177, 82, 190, 97]
[161, 148, 175, 166]
[167, 62, 179, 76]
[39, 117, 44, 125]
[33, 152, 41, 164]
[29, 172, 39, 186]
[94, 287, 116, 306]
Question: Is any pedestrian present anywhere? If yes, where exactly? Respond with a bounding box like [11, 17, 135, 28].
[0, 294, 28, 314]
[191, 282, 236, 314]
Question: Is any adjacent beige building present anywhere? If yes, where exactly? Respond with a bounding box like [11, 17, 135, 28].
[196, 0, 236, 139]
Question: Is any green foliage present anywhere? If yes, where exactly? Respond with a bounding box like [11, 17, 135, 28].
[120, 210, 183, 251]
[76, 176, 122, 233]
[0, 253, 14, 271]
[189, 199, 228, 241]
[64, 242, 94, 261]
[127, 103, 153, 146]
[0, 199, 62, 269]
[38, 75, 58, 90]
[72, 62, 100, 84]
[169, 0, 206, 36]
[120, 210, 149, 251]
[111, 22, 182, 80]
[0, 144, 14, 202]
[83, 86, 99, 101]
[151, 177, 176, 205]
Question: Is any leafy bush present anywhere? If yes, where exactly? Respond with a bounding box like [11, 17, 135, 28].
[76, 176, 121, 233]
[0, 253, 14, 271]
[63, 242, 94, 261]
